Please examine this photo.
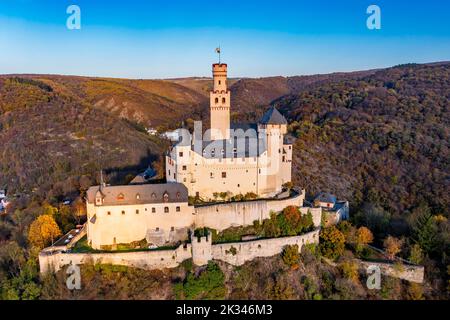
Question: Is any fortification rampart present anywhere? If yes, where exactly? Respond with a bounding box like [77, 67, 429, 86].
[210, 229, 320, 266]
[39, 229, 320, 274]
[193, 190, 321, 231]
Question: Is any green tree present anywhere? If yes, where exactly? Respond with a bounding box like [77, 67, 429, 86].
[176, 262, 226, 300]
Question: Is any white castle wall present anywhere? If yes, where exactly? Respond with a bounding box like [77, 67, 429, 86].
[193, 190, 319, 231]
[39, 244, 192, 274]
[39, 229, 320, 274]
[86, 189, 316, 249]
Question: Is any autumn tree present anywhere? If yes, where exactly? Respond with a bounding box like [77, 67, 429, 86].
[319, 226, 345, 260]
[28, 215, 62, 250]
[282, 244, 300, 269]
[337, 221, 356, 244]
[282, 206, 301, 235]
[355, 226, 374, 252]
[72, 197, 86, 225]
[383, 236, 403, 260]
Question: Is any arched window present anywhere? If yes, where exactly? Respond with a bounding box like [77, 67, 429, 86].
[215, 97, 219, 104]
[222, 97, 226, 103]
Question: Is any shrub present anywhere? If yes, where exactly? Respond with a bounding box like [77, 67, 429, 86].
[383, 236, 403, 260]
[340, 260, 359, 282]
[176, 262, 226, 300]
[282, 245, 300, 269]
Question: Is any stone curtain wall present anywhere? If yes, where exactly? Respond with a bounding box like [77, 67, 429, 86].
[208, 229, 320, 266]
[39, 229, 319, 274]
[39, 244, 192, 274]
[193, 191, 318, 231]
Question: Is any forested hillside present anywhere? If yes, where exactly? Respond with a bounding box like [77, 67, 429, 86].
[274, 63, 449, 224]
[0, 77, 166, 199]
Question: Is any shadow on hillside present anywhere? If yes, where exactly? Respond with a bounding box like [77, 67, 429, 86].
[104, 151, 160, 185]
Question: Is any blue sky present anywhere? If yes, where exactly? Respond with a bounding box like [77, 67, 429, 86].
[0, 0, 449, 78]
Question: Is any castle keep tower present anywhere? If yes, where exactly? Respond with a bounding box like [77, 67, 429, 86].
[209, 63, 230, 140]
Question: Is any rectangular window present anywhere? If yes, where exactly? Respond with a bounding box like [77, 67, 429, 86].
[179, 152, 183, 157]
[107, 211, 111, 215]
[171, 226, 175, 231]
[176, 206, 180, 212]
[164, 207, 169, 213]
[222, 172, 226, 178]
[121, 210, 125, 215]
[136, 209, 139, 214]
[182, 165, 187, 170]
[210, 172, 214, 178]
[152, 207, 156, 213]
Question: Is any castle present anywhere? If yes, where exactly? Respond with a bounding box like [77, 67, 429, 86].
[84, 60, 300, 250]
[165, 63, 292, 200]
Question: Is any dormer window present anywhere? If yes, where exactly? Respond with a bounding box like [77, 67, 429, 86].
[136, 193, 140, 200]
[163, 192, 169, 203]
[95, 190, 103, 205]
[151, 193, 156, 199]
[117, 193, 124, 201]
[176, 192, 180, 199]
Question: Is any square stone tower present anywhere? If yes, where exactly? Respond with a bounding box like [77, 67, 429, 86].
[209, 63, 230, 140]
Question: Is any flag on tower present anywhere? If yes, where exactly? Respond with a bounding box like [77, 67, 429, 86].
[215, 47, 221, 54]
